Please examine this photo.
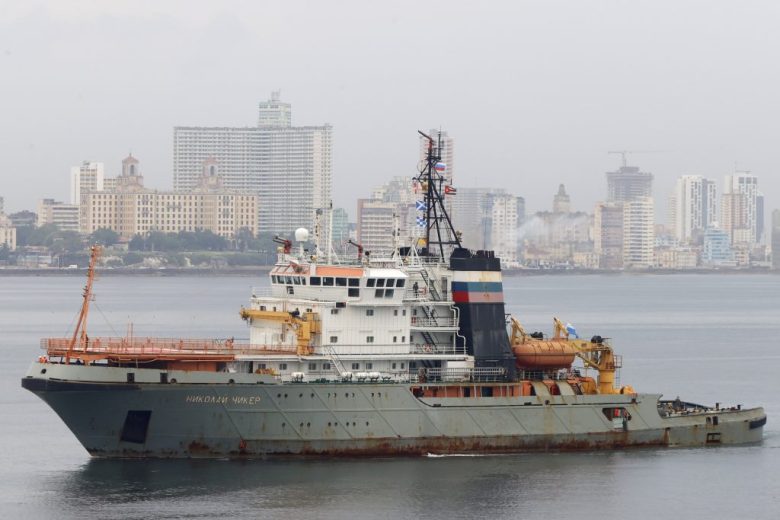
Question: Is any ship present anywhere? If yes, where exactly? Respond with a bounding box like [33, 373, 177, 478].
[22, 132, 766, 457]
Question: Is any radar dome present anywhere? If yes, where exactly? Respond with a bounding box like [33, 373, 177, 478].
[294, 228, 310, 242]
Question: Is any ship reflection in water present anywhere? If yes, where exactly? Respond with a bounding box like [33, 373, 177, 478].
[44, 447, 771, 520]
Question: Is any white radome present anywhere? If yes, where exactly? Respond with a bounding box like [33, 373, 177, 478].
[294, 228, 310, 242]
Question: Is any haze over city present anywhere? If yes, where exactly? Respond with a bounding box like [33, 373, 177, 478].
[1, 0, 779, 220]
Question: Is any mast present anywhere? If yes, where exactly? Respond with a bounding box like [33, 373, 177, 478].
[417, 130, 461, 260]
[65, 245, 101, 364]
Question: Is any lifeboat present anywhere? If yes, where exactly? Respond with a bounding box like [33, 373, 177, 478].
[512, 339, 578, 369]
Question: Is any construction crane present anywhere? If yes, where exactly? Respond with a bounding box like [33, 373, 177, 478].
[607, 150, 662, 168]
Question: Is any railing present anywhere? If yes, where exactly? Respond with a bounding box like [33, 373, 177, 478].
[410, 367, 507, 383]
[41, 337, 298, 359]
[409, 316, 458, 328]
[410, 343, 466, 355]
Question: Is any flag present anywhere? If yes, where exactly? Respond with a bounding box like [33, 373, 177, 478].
[444, 185, 457, 195]
[415, 200, 427, 212]
[435, 162, 446, 173]
[566, 323, 578, 339]
[416, 216, 426, 227]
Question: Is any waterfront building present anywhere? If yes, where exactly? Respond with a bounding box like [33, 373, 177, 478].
[622, 197, 655, 269]
[0, 212, 15, 251]
[70, 161, 104, 205]
[702, 225, 735, 266]
[356, 199, 406, 256]
[654, 247, 699, 269]
[8, 210, 36, 228]
[81, 156, 258, 239]
[452, 188, 507, 251]
[670, 175, 717, 243]
[172, 93, 332, 239]
[722, 173, 760, 245]
[487, 192, 522, 267]
[594, 202, 624, 269]
[36, 199, 80, 232]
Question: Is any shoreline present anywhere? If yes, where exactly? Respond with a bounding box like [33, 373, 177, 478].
[0, 266, 775, 277]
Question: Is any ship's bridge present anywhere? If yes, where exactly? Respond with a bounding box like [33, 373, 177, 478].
[268, 263, 408, 304]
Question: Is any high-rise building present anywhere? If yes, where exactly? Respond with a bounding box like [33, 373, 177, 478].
[670, 175, 717, 243]
[771, 210, 780, 270]
[723, 173, 759, 245]
[622, 197, 655, 268]
[258, 91, 291, 127]
[606, 166, 653, 202]
[331, 208, 350, 248]
[552, 184, 571, 213]
[81, 156, 258, 239]
[356, 199, 404, 257]
[37, 199, 80, 232]
[173, 94, 332, 239]
[70, 161, 104, 205]
[486, 192, 522, 266]
[450, 188, 525, 255]
[594, 202, 624, 269]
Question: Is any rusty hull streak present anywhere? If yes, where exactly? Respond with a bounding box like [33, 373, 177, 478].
[88, 433, 669, 459]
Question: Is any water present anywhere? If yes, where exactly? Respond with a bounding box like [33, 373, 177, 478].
[1, 273, 778, 519]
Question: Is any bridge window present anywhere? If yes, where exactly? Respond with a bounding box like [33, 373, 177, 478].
[323, 277, 334, 286]
[336, 277, 347, 287]
[348, 288, 359, 297]
[310, 277, 321, 286]
[385, 289, 394, 298]
[396, 279, 406, 288]
[376, 279, 385, 288]
[375, 289, 384, 298]
[348, 278, 360, 287]
[367, 278, 375, 287]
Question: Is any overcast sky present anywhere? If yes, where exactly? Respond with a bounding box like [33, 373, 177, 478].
[1, 0, 778, 225]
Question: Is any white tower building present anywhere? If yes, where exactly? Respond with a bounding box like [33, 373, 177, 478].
[670, 175, 717, 243]
[70, 161, 104, 205]
[173, 94, 332, 238]
[623, 197, 655, 269]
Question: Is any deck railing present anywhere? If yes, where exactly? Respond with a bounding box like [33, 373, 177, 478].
[41, 337, 298, 359]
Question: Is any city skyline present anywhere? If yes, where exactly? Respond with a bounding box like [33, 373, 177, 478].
[2, 2, 780, 224]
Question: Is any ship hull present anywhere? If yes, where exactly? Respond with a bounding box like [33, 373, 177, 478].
[22, 364, 765, 458]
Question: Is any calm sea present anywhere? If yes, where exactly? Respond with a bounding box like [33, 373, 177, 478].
[1, 273, 778, 519]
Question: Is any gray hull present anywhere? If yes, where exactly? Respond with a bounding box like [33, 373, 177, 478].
[23, 364, 766, 458]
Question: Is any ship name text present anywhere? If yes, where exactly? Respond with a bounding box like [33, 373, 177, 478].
[185, 394, 262, 405]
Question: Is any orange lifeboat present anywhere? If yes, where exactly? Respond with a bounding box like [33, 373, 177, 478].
[512, 340, 578, 369]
